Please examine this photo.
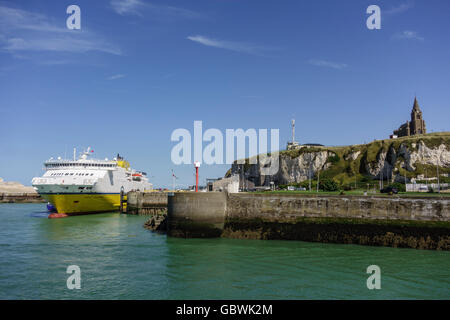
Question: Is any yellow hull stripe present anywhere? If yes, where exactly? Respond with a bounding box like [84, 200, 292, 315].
[41, 194, 127, 214]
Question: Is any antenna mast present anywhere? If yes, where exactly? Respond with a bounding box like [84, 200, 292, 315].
[291, 119, 296, 143]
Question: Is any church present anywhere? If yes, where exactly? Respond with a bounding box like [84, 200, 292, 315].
[392, 97, 427, 137]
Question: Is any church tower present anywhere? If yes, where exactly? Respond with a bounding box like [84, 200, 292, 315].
[410, 97, 426, 135]
[392, 97, 427, 137]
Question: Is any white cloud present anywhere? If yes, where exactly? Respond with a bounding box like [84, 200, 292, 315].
[107, 74, 126, 80]
[4, 36, 122, 55]
[0, 6, 64, 33]
[385, 2, 414, 15]
[392, 30, 424, 41]
[308, 59, 348, 70]
[187, 35, 279, 56]
[111, 0, 201, 19]
[111, 0, 143, 16]
[39, 60, 72, 66]
[0, 5, 121, 56]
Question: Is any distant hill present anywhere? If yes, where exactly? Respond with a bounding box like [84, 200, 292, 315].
[0, 178, 37, 194]
[226, 132, 450, 188]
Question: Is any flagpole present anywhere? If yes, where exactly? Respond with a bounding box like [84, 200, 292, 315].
[172, 170, 175, 192]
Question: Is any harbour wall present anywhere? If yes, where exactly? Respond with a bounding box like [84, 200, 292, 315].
[126, 192, 168, 215]
[167, 193, 450, 250]
[0, 193, 45, 203]
[167, 192, 227, 237]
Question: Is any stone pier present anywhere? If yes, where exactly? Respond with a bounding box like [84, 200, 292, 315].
[167, 192, 227, 238]
[167, 192, 450, 250]
[126, 192, 168, 215]
[0, 193, 45, 203]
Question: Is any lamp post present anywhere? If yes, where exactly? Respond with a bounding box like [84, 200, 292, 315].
[194, 161, 200, 192]
[316, 169, 320, 193]
[436, 151, 441, 194]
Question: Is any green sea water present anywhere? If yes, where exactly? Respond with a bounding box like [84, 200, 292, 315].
[0, 203, 449, 300]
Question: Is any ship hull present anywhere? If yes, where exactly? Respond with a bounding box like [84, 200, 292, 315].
[41, 193, 126, 215]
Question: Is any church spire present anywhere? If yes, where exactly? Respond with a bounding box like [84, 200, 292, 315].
[412, 97, 420, 111]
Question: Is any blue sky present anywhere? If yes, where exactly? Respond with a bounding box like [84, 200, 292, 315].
[1, 0, 449, 187]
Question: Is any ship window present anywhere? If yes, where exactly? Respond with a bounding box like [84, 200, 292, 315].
[91, 173, 94, 176]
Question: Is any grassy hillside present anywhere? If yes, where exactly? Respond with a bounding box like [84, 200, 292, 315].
[279, 132, 450, 188]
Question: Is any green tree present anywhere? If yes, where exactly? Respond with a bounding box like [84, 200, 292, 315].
[320, 179, 339, 191]
[389, 182, 405, 192]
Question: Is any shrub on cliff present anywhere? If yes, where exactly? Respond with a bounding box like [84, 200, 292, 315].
[389, 182, 406, 192]
[320, 179, 339, 192]
[300, 180, 317, 190]
[327, 153, 340, 164]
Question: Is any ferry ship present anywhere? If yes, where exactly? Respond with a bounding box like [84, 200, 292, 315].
[32, 148, 152, 218]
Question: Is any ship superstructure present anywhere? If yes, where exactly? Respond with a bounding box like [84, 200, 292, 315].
[32, 148, 152, 216]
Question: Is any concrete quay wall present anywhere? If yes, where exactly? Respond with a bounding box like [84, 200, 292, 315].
[126, 192, 168, 215]
[167, 192, 450, 250]
[226, 193, 449, 222]
[167, 192, 227, 238]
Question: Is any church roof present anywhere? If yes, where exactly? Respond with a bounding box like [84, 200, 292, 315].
[412, 97, 421, 111]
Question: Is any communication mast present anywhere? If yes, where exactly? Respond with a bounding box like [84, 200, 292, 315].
[291, 119, 296, 144]
[287, 118, 300, 150]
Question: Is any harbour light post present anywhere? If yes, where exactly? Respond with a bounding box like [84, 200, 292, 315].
[194, 161, 200, 192]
